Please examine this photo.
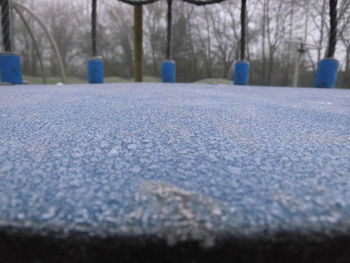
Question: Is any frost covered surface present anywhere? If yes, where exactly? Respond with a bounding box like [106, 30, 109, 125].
[0, 83, 350, 243]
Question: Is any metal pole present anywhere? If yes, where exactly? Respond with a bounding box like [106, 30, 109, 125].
[291, 1, 310, 87]
[292, 44, 305, 87]
[0, 0, 12, 52]
[134, 5, 143, 82]
[326, 0, 338, 58]
[314, 0, 339, 88]
[91, 0, 97, 57]
[240, 0, 246, 61]
[14, 6, 47, 84]
[166, 0, 173, 60]
[13, 2, 67, 83]
[303, 0, 310, 43]
[234, 0, 250, 85]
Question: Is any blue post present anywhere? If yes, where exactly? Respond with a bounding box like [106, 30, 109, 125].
[314, 58, 339, 88]
[88, 57, 104, 84]
[162, 60, 176, 83]
[0, 53, 23, 84]
[233, 60, 250, 85]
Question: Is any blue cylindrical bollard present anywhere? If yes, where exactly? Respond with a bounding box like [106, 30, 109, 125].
[0, 53, 23, 84]
[88, 57, 104, 84]
[162, 60, 176, 83]
[233, 60, 250, 85]
[314, 58, 339, 88]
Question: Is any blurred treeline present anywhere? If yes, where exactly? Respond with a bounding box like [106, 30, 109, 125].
[5, 0, 350, 87]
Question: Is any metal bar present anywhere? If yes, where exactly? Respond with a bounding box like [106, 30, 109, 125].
[119, 0, 159, 5]
[240, 0, 246, 61]
[292, 44, 305, 87]
[14, 6, 47, 84]
[166, 0, 173, 60]
[1, 0, 12, 52]
[91, 0, 97, 57]
[326, 0, 338, 58]
[134, 5, 143, 82]
[14, 2, 67, 83]
[182, 0, 225, 5]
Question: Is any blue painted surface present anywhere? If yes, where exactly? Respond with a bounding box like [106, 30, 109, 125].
[88, 57, 104, 84]
[0, 84, 349, 242]
[162, 60, 176, 83]
[233, 61, 250, 85]
[0, 53, 23, 85]
[314, 58, 339, 89]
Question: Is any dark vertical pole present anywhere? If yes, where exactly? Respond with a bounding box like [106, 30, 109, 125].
[240, 0, 246, 61]
[162, 0, 176, 83]
[166, 0, 173, 60]
[326, 0, 337, 58]
[0, 0, 12, 52]
[91, 0, 97, 57]
[134, 5, 143, 82]
[234, 0, 249, 85]
[314, 0, 339, 88]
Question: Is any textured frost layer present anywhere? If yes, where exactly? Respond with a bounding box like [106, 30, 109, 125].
[0, 83, 350, 243]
